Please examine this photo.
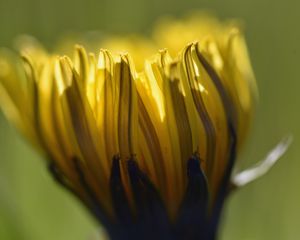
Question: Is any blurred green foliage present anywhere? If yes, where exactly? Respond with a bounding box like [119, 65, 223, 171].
[0, 0, 299, 239]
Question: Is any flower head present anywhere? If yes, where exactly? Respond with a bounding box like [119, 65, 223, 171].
[0, 14, 275, 240]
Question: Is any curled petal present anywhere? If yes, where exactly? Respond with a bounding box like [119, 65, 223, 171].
[232, 135, 293, 187]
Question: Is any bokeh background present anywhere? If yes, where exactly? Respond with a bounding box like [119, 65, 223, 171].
[0, 0, 299, 239]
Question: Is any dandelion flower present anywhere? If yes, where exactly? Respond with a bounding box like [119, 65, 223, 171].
[0, 14, 291, 240]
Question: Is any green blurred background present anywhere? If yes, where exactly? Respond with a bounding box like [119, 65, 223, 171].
[0, 0, 299, 239]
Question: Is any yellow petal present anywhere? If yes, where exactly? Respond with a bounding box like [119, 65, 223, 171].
[56, 57, 114, 215]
